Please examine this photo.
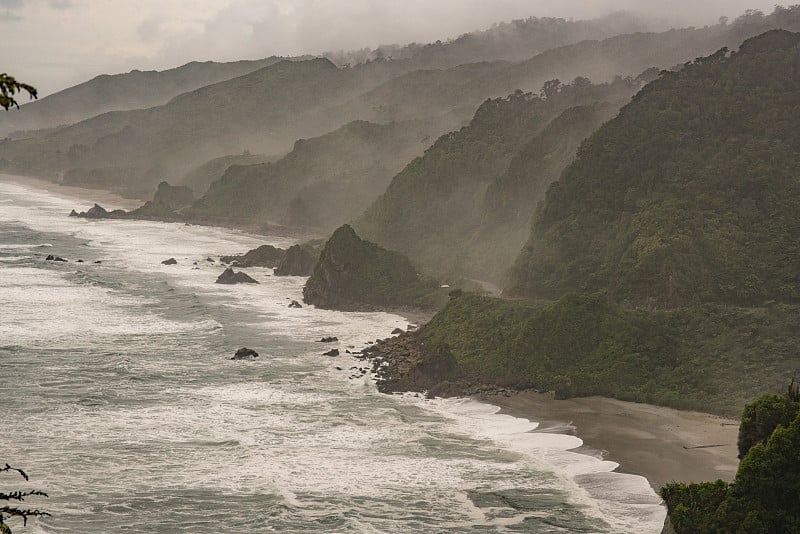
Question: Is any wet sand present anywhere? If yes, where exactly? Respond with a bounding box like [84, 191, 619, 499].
[481, 391, 740, 492]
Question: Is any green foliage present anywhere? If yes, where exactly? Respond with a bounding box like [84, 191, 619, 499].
[0, 74, 37, 111]
[510, 30, 800, 307]
[737, 390, 800, 458]
[661, 480, 729, 534]
[356, 77, 638, 283]
[662, 409, 800, 533]
[418, 293, 800, 415]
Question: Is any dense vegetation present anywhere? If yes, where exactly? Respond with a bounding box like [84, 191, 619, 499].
[509, 30, 800, 308]
[303, 225, 442, 311]
[356, 77, 640, 283]
[414, 293, 800, 415]
[662, 384, 800, 533]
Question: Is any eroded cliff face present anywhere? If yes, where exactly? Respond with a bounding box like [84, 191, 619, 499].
[302, 224, 437, 312]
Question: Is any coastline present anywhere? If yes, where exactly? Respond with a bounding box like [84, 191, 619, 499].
[0, 173, 143, 210]
[4, 171, 739, 502]
[0, 172, 322, 242]
[0, 173, 142, 211]
[481, 391, 740, 493]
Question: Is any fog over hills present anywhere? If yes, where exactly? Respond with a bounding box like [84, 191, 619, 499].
[4, 9, 795, 203]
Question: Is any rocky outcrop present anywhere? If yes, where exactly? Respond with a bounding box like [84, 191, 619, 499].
[161, 258, 178, 265]
[362, 331, 464, 396]
[232, 347, 259, 360]
[288, 300, 303, 308]
[70, 203, 128, 219]
[45, 254, 68, 262]
[323, 349, 340, 357]
[215, 267, 259, 284]
[273, 244, 317, 276]
[302, 224, 438, 312]
[221, 245, 286, 268]
[317, 337, 338, 343]
[152, 181, 194, 210]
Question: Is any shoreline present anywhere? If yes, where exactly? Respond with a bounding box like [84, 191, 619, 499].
[0, 172, 322, 243]
[0, 173, 143, 210]
[481, 391, 740, 492]
[5, 171, 740, 499]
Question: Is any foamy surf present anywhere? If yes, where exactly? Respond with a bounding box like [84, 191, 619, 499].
[1, 176, 665, 533]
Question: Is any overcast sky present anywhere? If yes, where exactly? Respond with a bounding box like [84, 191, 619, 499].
[1, 0, 782, 96]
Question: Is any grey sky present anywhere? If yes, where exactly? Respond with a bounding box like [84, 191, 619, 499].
[1, 0, 783, 96]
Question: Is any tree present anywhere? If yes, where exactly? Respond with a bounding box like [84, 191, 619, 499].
[0, 74, 37, 110]
[0, 464, 50, 534]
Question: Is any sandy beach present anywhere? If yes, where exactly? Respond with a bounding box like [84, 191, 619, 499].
[482, 391, 741, 492]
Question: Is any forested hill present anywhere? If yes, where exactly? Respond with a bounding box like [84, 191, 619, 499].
[4, 8, 798, 200]
[325, 12, 656, 68]
[508, 30, 800, 308]
[0, 57, 298, 138]
[355, 77, 642, 283]
[184, 119, 447, 234]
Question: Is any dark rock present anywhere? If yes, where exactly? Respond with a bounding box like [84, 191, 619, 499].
[152, 181, 194, 210]
[221, 245, 286, 268]
[553, 380, 577, 400]
[161, 258, 178, 265]
[302, 224, 436, 311]
[77, 259, 84, 263]
[448, 289, 464, 300]
[391, 328, 404, 335]
[93, 260, 102, 264]
[274, 244, 317, 276]
[85, 204, 110, 219]
[317, 337, 339, 343]
[206, 257, 215, 263]
[232, 347, 259, 360]
[45, 255, 67, 262]
[288, 300, 303, 308]
[69, 209, 78, 217]
[323, 349, 340, 357]
[215, 267, 259, 284]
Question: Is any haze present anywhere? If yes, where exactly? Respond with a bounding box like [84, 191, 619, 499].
[1, 0, 781, 96]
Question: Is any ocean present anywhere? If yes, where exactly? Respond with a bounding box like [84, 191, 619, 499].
[0, 177, 665, 533]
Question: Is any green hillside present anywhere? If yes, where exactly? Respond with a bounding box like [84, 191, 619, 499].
[366, 30, 800, 421]
[356, 77, 639, 283]
[509, 30, 800, 308]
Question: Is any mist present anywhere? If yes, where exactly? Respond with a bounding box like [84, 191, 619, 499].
[0, 0, 782, 96]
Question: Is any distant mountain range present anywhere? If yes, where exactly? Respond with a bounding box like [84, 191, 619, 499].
[0, 57, 308, 138]
[2, 10, 787, 200]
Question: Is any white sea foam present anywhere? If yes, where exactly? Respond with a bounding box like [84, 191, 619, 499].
[413, 396, 667, 532]
[0, 267, 219, 347]
[1, 178, 667, 533]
